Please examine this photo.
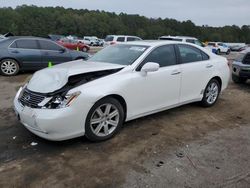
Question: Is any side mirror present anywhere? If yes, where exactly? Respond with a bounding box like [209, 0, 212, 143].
[59, 48, 66, 53]
[141, 62, 159, 73]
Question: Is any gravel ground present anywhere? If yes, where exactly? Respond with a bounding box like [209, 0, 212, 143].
[0, 53, 250, 188]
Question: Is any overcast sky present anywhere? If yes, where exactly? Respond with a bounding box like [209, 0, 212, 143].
[1, 0, 250, 27]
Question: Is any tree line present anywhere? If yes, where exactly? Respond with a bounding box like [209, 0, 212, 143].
[0, 5, 249, 43]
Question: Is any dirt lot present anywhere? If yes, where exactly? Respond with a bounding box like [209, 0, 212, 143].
[0, 53, 250, 188]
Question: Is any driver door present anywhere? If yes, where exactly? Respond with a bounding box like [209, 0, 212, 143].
[126, 45, 181, 118]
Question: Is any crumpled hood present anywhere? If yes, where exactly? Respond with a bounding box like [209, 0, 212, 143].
[27, 60, 125, 93]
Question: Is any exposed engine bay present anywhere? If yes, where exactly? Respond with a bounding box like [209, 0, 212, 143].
[19, 68, 122, 109]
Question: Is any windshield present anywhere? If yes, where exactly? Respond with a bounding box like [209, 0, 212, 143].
[88, 44, 149, 65]
[235, 53, 245, 62]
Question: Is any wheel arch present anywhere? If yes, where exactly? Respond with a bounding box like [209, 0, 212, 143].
[0, 57, 21, 68]
[98, 94, 127, 121]
[210, 76, 222, 90]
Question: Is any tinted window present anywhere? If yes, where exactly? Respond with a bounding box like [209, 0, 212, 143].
[15, 39, 39, 49]
[178, 44, 203, 63]
[117, 37, 125, 42]
[10, 41, 17, 48]
[186, 39, 195, 44]
[39, 40, 62, 51]
[143, 45, 176, 67]
[127, 37, 137, 41]
[105, 36, 114, 42]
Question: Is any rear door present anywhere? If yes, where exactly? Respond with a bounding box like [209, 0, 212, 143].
[177, 44, 214, 103]
[8, 39, 42, 70]
[38, 39, 72, 68]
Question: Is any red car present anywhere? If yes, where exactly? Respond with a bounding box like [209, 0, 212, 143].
[57, 38, 90, 52]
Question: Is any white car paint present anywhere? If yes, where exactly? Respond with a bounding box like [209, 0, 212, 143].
[14, 41, 230, 141]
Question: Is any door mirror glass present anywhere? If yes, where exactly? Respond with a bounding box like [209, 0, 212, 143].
[141, 62, 159, 73]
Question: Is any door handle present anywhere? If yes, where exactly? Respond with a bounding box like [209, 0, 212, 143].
[171, 70, 181, 75]
[206, 64, 213, 68]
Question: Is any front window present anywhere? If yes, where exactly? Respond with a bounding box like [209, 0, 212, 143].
[39, 40, 63, 51]
[88, 44, 149, 65]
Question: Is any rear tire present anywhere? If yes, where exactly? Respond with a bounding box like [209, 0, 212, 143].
[232, 74, 247, 84]
[0, 59, 20, 76]
[85, 97, 124, 142]
[201, 79, 221, 107]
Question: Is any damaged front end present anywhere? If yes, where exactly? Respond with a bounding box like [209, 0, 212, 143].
[18, 68, 122, 109]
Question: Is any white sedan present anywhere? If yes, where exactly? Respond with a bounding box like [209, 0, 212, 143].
[14, 41, 230, 141]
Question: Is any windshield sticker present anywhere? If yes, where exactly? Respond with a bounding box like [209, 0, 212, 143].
[129, 47, 146, 52]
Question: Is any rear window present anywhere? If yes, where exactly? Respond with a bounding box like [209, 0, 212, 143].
[15, 39, 39, 49]
[105, 36, 114, 42]
[127, 37, 139, 41]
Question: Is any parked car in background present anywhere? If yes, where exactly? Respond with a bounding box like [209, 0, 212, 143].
[83, 36, 99, 46]
[48, 34, 65, 41]
[0, 37, 89, 76]
[159, 35, 219, 54]
[104, 35, 142, 46]
[14, 41, 229, 141]
[232, 49, 250, 83]
[0, 35, 6, 41]
[159, 36, 204, 47]
[230, 45, 247, 52]
[57, 38, 90, 52]
[206, 42, 230, 55]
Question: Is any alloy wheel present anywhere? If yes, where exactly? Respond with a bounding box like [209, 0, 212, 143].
[90, 103, 120, 137]
[205, 82, 219, 104]
[1, 60, 18, 75]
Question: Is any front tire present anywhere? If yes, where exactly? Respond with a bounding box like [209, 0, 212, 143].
[201, 79, 221, 107]
[232, 74, 247, 84]
[217, 49, 221, 55]
[82, 47, 88, 52]
[85, 97, 124, 141]
[0, 59, 20, 76]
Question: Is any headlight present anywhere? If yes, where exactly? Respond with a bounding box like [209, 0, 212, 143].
[45, 91, 81, 109]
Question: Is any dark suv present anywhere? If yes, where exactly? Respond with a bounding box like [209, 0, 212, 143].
[0, 37, 89, 76]
[232, 50, 250, 83]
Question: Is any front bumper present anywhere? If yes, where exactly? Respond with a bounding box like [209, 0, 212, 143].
[232, 63, 250, 79]
[13, 87, 90, 141]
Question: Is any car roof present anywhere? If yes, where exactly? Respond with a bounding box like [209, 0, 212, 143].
[107, 35, 141, 38]
[159, 35, 198, 40]
[6, 36, 51, 41]
[122, 40, 188, 46]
